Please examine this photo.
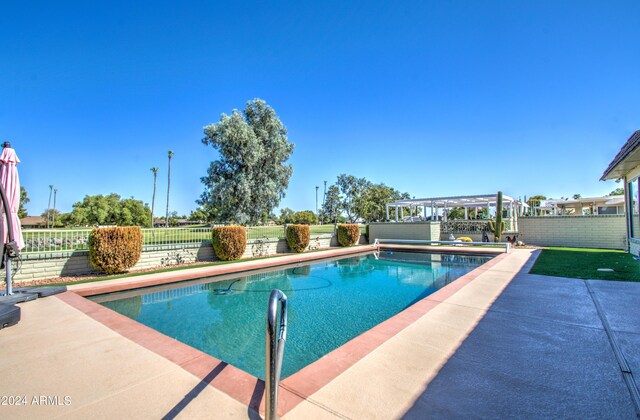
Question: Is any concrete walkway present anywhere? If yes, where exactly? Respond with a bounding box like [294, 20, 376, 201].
[402, 269, 640, 418]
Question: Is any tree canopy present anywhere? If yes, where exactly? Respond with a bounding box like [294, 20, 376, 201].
[18, 186, 29, 218]
[66, 194, 150, 227]
[320, 174, 410, 222]
[198, 99, 294, 225]
[610, 187, 624, 196]
[355, 183, 409, 222]
[278, 208, 318, 225]
[527, 195, 547, 207]
[320, 185, 342, 223]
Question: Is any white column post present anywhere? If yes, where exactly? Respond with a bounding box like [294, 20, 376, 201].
[395, 205, 399, 222]
[510, 201, 514, 231]
[386, 204, 389, 221]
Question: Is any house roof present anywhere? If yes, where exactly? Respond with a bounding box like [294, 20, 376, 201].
[601, 130, 640, 181]
[539, 195, 625, 208]
[20, 216, 46, 225]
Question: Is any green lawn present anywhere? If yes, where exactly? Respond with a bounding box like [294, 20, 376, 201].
[530, 247, 640, 282]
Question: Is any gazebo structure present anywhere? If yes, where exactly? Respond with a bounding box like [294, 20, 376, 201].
[385, 193, 527, 233]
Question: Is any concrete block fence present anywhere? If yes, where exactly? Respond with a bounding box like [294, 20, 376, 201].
[11, 233, 367, 283]
[517, 215, 626, 250]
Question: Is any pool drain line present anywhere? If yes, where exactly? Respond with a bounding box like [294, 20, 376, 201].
[584, 280, 640, 417]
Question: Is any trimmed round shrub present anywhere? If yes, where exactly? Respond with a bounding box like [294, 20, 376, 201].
[286, 224, 310, 253]
[337, 224, 360, 247]
[457, 237, 473, 242]
[212, 226, 247, 261]
[89, 226, 143, 274]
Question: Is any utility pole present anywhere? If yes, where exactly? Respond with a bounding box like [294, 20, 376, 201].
[322, 181, 327, 224]
[52, 189, 57, 227]
[315, 186, 319, 216]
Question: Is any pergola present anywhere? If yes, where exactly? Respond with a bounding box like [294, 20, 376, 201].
[386, 193, 526, 227]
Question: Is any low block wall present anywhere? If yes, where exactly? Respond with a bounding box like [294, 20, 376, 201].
[12, 233, 365, 283]
[368, 222, 440, 244]
[518, 215, 626, 250]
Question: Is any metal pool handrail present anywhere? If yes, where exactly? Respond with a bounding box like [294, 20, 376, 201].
[266, 289, 288, 420]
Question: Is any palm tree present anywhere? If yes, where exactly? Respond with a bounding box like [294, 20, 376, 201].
[165, 150, 173, 228]
[47, 184, 53, 228]
[150, 167, 159, 235]
[52, 189, 58, 227]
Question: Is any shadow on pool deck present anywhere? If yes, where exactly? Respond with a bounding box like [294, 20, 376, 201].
[161, 361, 229, 419]
[402, 263, 640, 418]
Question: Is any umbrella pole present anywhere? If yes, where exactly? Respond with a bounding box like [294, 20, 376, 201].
[0, 182, 15, 296]
[4, 251, 11, 295]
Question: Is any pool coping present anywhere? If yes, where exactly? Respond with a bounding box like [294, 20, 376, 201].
[59, 244, 508, 417]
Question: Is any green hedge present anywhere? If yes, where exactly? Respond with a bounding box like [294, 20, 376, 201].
[212, 226, 247, 261]
[286, 224, 310, 253]
[337, 224, 360, 247]
[89, 226, 143, 274]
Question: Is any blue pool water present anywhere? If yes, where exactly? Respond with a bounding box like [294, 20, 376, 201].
[92, 251, 492, 379]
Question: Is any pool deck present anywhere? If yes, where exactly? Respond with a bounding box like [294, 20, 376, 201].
[1, 246, 639, 418]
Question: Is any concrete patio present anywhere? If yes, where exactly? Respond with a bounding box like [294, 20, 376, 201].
[0, 248, 638, 419]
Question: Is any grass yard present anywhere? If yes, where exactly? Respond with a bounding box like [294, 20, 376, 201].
[530, 247, 640, 282]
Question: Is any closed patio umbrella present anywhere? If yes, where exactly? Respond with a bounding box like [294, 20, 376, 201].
[0, 141, 23, 295]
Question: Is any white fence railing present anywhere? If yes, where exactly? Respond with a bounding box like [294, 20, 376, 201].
[21, 227, 213, 254]
[21, 225, 366, 255]
[440, 219, 513, 233]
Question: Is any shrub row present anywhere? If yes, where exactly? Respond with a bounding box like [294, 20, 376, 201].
[88, 224, 365, 274]
[337, 224, 360, 247]
[286, 224, 310, 253]
[211, 226, 247, 261]
[89, 226, 143, 274]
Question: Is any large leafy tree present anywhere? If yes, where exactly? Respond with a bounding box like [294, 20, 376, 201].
[320, 185, 342, 223]
[189, 207, 208, 223]
[18, 186, 29, 218]
[67, 193, 151, 226]
[198, 99, 294, 225]
[292, 210, 318, 225]
[355, 184, 409, 222]
[610, 187, 624, 196]
[279, 207, 295, 224]
[41, 209, 63, 227]
[336, 174, 372, 222]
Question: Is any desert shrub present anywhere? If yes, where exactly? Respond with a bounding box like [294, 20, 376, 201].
[89, 226, 143, 274]
[337, 224, 360, 247]
[212, 226, 247, 261]
[457, 237, 473, 242]
[286, 224, 310, 253]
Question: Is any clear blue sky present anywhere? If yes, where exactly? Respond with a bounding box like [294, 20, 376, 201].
[2, 0, 639, 217]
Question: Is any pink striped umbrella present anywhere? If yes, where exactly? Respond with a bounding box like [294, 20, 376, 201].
[0, 144, 24, 250]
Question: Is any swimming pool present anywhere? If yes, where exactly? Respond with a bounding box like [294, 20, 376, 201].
[91, 251, 492, 379]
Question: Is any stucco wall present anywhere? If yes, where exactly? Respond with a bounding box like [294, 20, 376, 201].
[518, 215, 626, 250]
[367, 222, 439, 243]
[12, 233, 359, 283]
